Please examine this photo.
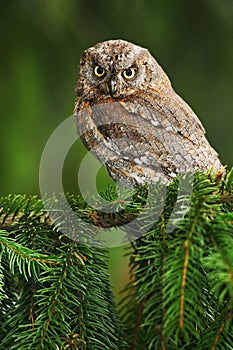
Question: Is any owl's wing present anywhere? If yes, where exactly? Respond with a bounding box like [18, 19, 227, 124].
[117, 91, 221, 175]
[125, 89, 206, 144]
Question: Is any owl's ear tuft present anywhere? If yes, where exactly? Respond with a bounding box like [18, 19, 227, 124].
[80, 46, 95, 64]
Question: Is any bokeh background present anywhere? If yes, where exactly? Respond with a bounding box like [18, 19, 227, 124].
[1, 0, 232, 296]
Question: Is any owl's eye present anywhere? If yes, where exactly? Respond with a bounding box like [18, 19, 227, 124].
[122, 67, 137, 80]
[93, 65, 106, 78]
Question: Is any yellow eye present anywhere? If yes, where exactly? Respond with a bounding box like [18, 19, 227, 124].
[94, 65, 106, 77]
[122, 67, 137, 80]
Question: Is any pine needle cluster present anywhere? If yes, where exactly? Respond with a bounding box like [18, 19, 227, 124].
[120, 169, 233, 349]
[0, 196, 125, 349]
[0, 168, 232, 349]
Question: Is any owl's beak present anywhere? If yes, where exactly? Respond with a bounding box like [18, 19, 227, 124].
[108, 78, 117, 97]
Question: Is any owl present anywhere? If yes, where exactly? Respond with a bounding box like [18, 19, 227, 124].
[74, 39, 222, 185]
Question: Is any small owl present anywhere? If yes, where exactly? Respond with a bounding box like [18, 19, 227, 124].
[74, 39, 222, 185]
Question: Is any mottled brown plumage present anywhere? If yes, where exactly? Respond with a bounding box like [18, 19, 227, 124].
[74, 39, 222, 185]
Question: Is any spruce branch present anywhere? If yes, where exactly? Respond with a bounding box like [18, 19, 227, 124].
[0, 195, 126, 350]
[120, 169, 233, 349]
[0, 168, 232, 349]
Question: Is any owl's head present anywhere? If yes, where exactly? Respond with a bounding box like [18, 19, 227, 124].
[75, 39, 170, 101]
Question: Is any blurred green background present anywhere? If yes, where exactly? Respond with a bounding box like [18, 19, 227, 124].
[1, 0, 232, 295]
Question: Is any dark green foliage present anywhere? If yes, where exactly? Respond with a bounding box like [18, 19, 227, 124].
[0, 195, 125, 350]
[120, 169, 233, 349]
[0, 169, 233, 349]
